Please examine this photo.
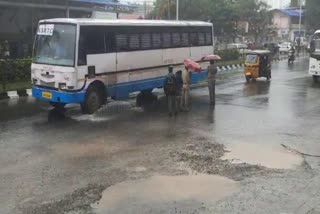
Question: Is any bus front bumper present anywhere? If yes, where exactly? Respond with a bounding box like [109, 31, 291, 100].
[32, 86, 85, 104]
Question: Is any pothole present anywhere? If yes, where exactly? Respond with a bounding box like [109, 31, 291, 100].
[223, 143, 303, 169]
[91, 174, 239, 214]
[171, 141, 281, 181]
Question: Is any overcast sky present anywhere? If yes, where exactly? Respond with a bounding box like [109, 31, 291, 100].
[264, 0, 290, 8]
[121, 0, 294, 9]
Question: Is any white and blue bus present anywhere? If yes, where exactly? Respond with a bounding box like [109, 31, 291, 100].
[32, 19, 214, 114]
[309, 30, 320, 82]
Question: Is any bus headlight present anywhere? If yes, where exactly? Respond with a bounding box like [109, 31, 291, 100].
[59, 83, 67, 90]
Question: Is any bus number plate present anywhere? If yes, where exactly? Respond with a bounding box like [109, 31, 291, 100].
[42, 92, 52, 99]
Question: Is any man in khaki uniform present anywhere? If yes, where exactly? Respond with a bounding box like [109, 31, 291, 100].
[207, 60, 218, 105]
[181, 67, 190, 111]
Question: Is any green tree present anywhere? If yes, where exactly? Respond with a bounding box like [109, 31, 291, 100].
[150, 0, 237, 38]
[233, 0, 272, 42]
[149, 0, 272, 42]
[290, 0, 299, 7]
[305, 0, 320, 31]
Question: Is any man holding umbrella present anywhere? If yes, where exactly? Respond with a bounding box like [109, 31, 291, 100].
[207, 60, 218, 105]
[201, 54, 221, 105]
[181, 66, 191, 111]
[182, 59, 201, 111]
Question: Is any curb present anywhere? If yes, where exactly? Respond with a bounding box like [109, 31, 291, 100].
[0, 89, 32, 101]
[217, 63, 244, 72]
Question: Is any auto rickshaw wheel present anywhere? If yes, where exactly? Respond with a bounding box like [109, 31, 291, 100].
[245, 76, 251, 83]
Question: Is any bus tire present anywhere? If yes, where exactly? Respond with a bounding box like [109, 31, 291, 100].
[81, 85, 103, 114]
[313, 75, 319, 83]
[49, 102, 66, 109]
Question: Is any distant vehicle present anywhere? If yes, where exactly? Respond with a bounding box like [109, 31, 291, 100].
[264, 42, 280, 60]
[309, 30, 320, 82]
[279, 42, 293, 54]
[227, 43, 248, 50]
[294, 37, 308, 47]
[288, 49, 295, 64]
[31, 19, 214, 114]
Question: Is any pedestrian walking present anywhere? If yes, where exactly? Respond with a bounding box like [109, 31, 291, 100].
[175, 70, 183, 112]
[207, 60, 218, 105]
[164, 66, 177, 117]
[181, 67, 190, 111]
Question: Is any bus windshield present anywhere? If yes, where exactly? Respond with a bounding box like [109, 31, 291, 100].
[33, 24, 76, 67]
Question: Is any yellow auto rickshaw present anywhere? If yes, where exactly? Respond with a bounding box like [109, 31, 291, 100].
[244, 50, 272, 82]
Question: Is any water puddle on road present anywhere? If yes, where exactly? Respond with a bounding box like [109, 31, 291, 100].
[223, 143, 303, 169]
[92, 174, 239, 213]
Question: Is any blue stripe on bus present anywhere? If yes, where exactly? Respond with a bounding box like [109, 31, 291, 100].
[108, 70, 208, 99]
[32, 86, 86, 103]
[32, 70, 208, 104]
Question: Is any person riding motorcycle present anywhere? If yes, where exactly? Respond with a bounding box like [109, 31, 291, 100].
[288, 46, 295, 63]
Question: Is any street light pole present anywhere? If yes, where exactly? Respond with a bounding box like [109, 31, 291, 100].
[298, 0, 302, 37]
[168, 0, 171, 20]
[176, 0, 179, 20]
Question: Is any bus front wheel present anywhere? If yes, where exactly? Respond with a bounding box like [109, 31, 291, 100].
[49, 102, 66, 109]
[81, 85, 103, 114]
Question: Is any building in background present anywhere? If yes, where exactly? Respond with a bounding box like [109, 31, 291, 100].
[271, 7, 305, 42]
[0, 0, 135, 58]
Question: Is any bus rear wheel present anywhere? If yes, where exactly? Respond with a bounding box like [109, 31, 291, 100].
[81, 85, 103, 114]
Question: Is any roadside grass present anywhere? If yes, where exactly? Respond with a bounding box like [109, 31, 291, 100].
[0, 81, 31, 93]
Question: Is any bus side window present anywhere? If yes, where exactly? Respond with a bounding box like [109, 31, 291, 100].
[105, 32, 116, 53]
[129, 34, 140, 51]
[78, 26, 106, 65]
[206, 30, 213, 46]
[152, 33, 161, 49]
[181, 32, 189, 47]
[116, 34, 128, 52]
[172, 31, 181, 47]
[141, 33, 152, 50]
[162, 32, 171, 48]
[84, 28, 105, 55]
[190, 32, 198, 47]
[198, 32, 205, 46]
[78, 34, 86, 66]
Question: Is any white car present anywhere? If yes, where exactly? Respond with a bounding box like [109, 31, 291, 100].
[227, 43, 248, 50]
[279, 42, 293, 53]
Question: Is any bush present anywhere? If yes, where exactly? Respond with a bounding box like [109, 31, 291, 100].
[215, 49, 240, 61]
[0, 58, 32, 83]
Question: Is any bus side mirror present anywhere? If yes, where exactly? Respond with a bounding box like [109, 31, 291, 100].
[88, 66, 96, 79]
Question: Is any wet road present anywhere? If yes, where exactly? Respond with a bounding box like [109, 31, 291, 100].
[1, 57, 320, 214]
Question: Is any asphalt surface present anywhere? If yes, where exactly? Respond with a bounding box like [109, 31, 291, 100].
[1, 57, 320, 214]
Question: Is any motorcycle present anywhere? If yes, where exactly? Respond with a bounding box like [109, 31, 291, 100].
[288, 50, 295, 64]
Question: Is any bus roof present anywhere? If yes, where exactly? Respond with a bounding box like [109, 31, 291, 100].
[39, 18, 212, 27]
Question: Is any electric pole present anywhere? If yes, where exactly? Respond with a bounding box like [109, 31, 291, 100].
[176, 0, 179, 20]
[168, 0, 171, 20]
